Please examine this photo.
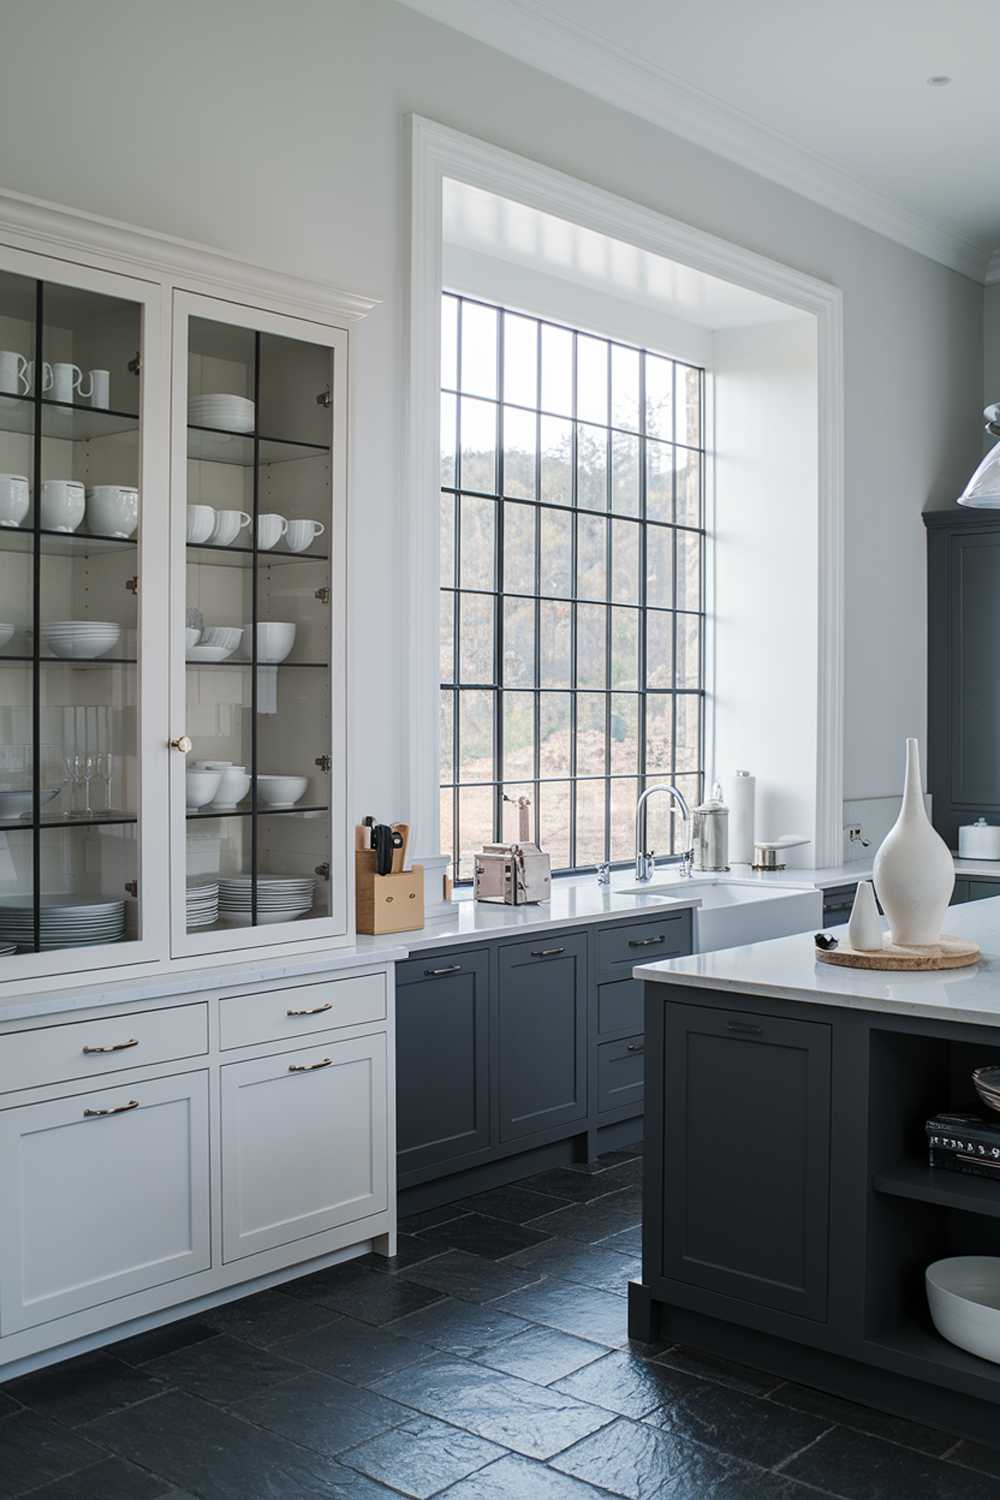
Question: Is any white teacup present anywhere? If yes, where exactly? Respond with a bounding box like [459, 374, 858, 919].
[87, 485, 138, 539]
[0, 351, 29, 397]
[50, 362, 88, 404]
[0, 474, 29, 528]
[186, 505, 216, 544]
[286, 519, 326, 553]
[257, 513, 287, 551]
[208, 509, 251, 547]
[40, 480, 85, 533]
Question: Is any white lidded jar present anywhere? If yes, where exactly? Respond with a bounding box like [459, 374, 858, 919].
[873, 738, 954, 946]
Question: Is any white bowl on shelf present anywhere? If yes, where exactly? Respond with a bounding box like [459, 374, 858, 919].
[927, 1257, 1000, 1364]
[186, 769, 222, 810]
[243, 621, 296, 664]
[199, 626, 243, 653]
[210, 768, 251, 811]
[185, 627, 201, 652]
[257, 775, 308, 809]
[186, 505, 216, 544]
[0, 787, 60, 819]
[187, 645, 235, 664]
[43, 622, 121, 659]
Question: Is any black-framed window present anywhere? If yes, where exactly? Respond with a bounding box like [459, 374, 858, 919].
[440, 292, 706, 882]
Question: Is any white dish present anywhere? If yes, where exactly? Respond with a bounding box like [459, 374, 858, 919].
[199, 626, 243, 652]
[43, 622, 120, 659]
[185, 627, 201, 652]
[210, 768, 251, 810]
[86, 485, 138, 539]
[187, 645, 235, 664]
[927, 1257, 1000, 1364]
[220, 908, 312, 926]
[186, 769, 222, 810]
[242, 621, 296, 664]
[208, 510, 251, 547]
[0, 787, 60, 819]
[186, 505, 216, 544]
[257, 774, 307, 809]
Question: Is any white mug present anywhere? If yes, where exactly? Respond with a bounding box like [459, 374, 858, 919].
[87, 369, 110, 409]
[0, 474, 29, 528]
[285, 518, 326, 553]
[24, 361, 54, 395]
[40, 480, 85, 533]
[86, 485, 138, 539]
[186, 505, 216, 543]
[208, 509, 251, 547]
[50, 363, 88, 404]
[0, 351, 29, 397]
[257, 513, 287, 551]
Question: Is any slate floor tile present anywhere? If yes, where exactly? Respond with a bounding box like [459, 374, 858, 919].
[339, 1412, 506, 1498]
[418, 1213, 553, 1261]
[782, 1425, 1000, 1500]
[521, 1168, 626, 1204]
[372, 1354, 614, 1460]
[0, 1410, 105, 1499]
[85, 1390, 395, 1499]
[353, 1234, 446, 1273]
[586, 1158, 644, 1192]
[277, 1313, 431, 1387]
[552, 1350, 710, 1419]
[508, 1236, 641, 1297]
[765, 1381, 956, 1458]
[465, 1185, 568, 1223]
[399, 1248, 544, 1303]
[651, 1344, 783, 1397]
[604, 1226, 642, 1255]
[649, 1381, 833, 1469]
[550, 1414, 764, 1498]
[142, 1334, 298, 1408]
[202, 1289, 338, 1348]
[528, 1189, 643, 1245]
[110, 1318, 219, 1368]
[231, 1370, 408, 1459]
[443, 1453, 616, 1498]
[389, 1298, 532, 1359]
[492, 1279, 630, 1347]
[400, 1205, 472, 1233]
[949, 1440, 1000, 1478]
[473, 1326, 607, 1385]
[284, 1265, 447, 1324]
[0, 1392, 20, 1418]
[22, 1458, 174, 1499]
[5, 1351, 167, 1427]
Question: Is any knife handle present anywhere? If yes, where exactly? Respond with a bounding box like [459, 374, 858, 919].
[391, 822, 409, 874]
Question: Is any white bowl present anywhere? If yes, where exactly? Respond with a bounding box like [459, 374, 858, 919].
[927, 1257, 1000, 1363]
[185, 769, 222, 810]
[257, 774, 308, 809]
[43, 622, 120, 659]
[187, 645, 234, 664]
[243, 621, 296, 664]
[186, 505, 216, 544]
[210, 768, 251, 810]
[0, 787, 60, 819]
[199, 626, 243, 652]
[86, 486, 138, 539]
[185, 627, 201, 652]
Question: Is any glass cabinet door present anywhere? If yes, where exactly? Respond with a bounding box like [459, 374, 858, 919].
[0, 248, 165, 975]
[171, 294, 347, 954]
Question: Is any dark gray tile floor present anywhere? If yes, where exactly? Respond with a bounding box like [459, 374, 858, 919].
[0, 1143, 994, 1499]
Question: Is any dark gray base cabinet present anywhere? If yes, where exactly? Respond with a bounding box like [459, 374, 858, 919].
[498, 936, 587, 1142]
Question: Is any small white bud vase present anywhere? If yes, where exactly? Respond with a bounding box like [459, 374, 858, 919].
[847, 880, 882, 951]
[873, 738, 954, 946]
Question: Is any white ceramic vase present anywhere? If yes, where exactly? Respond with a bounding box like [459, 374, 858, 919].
[847, 880, 882, 952]
[873, 738, 954, 946]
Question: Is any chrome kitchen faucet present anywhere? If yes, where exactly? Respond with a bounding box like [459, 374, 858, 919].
[634, 784, 694, 882]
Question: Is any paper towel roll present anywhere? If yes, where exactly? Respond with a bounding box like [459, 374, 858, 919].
[729, 770, 755, 864]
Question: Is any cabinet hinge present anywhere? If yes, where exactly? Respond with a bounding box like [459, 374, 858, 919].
[124, 880, 138, 898]
[314, 587, 330, 604]
[315, 755, 331, 772]
[125, 576, 139, 595]
[315, 386, 331, 408]
[128, 352, 141, 377]
[315, 863, 330, 881]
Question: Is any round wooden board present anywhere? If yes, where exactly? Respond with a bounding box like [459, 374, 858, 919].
[816, 935, 980, 971]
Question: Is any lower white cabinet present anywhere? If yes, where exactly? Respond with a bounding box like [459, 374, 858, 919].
[220, 1033, 389, 1263]
[0, 1071, 211, 1335]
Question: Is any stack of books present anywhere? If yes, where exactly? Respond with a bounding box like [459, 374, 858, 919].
[926, 1113, 1000, 1179]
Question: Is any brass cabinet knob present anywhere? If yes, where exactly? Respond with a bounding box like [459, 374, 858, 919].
[169, 735, 193, 754]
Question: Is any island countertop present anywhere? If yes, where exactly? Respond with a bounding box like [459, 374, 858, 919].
[635, 894, 1000, 1026]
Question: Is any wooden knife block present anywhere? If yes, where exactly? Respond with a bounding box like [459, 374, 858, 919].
[355, 850, 425, 935]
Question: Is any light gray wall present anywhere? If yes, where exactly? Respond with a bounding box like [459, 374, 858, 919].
[986, 283, 1000, 416]
[0, 0, 983, 817]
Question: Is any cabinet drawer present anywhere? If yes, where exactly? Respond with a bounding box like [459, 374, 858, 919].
[397, 948, 489, 988]
[597, 978, 644, 1038]
[0, 1003, 209, 1096]
[219, 973, 386, 1051]
[598, 1036, 646, 1115]
[965, 879, 1000, 902]
[597, 916, 689, 981]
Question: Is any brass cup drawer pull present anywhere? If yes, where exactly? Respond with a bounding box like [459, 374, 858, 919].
[83, 1099, 140, 1118]
[425, 965, 461, 976]
[82, 1038, 139, 1055]
[288, 1058, 333, 1073]
[286, 1002, 333, 1017]
[530, 947, 565, 958]
[628, 935, 665, 948]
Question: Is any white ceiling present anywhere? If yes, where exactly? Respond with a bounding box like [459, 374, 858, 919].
[402, 0, 1000, 281]
[444, 179, 806, 329]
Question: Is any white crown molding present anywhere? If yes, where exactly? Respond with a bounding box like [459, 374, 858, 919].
[400, 0, 993, 283]
[0, 187, 378, 324]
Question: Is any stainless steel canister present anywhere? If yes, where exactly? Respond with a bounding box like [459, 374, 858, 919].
[692, 789, 729, 872]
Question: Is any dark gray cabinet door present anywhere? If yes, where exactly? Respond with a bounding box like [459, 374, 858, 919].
[396, 950, 490, 1177]
[662, 1002, 831, 1321]
[497, 934, 587, 1142]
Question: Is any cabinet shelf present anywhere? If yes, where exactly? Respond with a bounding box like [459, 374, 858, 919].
[186, 541, 328, 568]
[0, 656, 137, 667]
[187, 424, 330, 467]
[873, 1159, 1000, 1218]
[0, 394, 139, 442]
[184, 659, 326, 669]
[186, 805, 328, 821]
[0, 528, 137, 557]
[0, 812, 138, 833]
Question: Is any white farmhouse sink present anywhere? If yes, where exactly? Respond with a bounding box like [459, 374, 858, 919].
[619, 879, 823, 954]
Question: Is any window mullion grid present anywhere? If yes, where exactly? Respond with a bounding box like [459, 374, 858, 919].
[603, 339, 613, 866]
[568, 329, 578, 869]
[534, 319, 544, 853]
[452, 297, 464, 879]
[637, 347, 648, 816]
[670, 358, 680, 855]
[494, 309, 505, 846]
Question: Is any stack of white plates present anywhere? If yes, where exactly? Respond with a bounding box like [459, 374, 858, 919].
[186, 880, 219, 930]
[0, 895, 126, 950]
[189, 394, 255, 434]
[218, 875, 315, 926]
[973, 1067, 1000, 1115]
[42, 621, 121, 660]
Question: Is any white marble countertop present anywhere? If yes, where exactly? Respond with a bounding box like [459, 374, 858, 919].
[636, 896, 1000, 1026]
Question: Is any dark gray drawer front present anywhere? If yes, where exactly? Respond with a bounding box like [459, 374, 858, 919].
[598, 1036, 645, 1115]
[597, 978, 643, 1038]
[597, 915, 689, 981]
[966, 879, 1000, 901]
[396, 948, 489, 988]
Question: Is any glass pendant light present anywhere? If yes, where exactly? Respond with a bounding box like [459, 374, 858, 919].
[958, 405, 1000, 507]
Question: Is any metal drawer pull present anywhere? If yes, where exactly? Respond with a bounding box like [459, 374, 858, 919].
[82, 1038, 139, 1055]
[288, 1058, 333, 1072]
[531, 947, 565, 958]
[626, 1041, 645, 1053]
[83, 1099, 140, 1118]
[628, 936, 665, 948]
[726, 1021, 763, 1036]
[425, 965, 462, 976]
[286, 1002, 333, 1016]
